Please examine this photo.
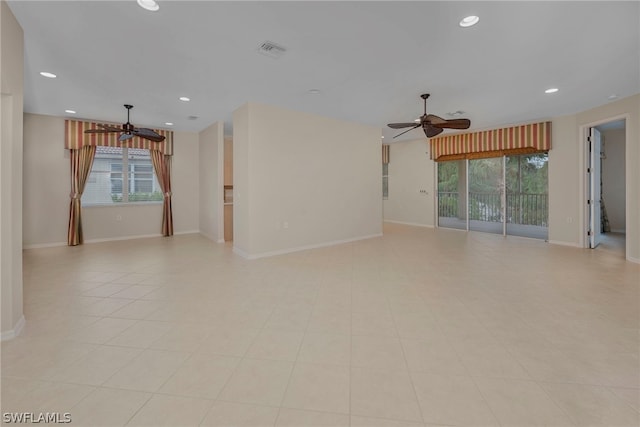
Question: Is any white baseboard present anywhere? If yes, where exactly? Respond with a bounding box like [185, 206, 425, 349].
[217, 239, 225, 244]
[384, 220, 434, 228]
[627, 255, 640, 264]
[1, 315, 25, 342]
[23, 241, 66, 250]
[85, 233, 163, 244]
[547, 240, 582, 248]
[25, 230, 200, 249]
[174, 230, 200, 236]
[233, 233, 383, 260]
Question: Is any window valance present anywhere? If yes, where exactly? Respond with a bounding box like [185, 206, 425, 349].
[429, 121, 551, 162]
[65, 119, 174, 155]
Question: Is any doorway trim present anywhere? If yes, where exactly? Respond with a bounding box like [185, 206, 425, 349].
[578, 113, 629, 258]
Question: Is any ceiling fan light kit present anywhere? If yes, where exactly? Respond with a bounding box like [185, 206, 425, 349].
[388, 93, 471, 139]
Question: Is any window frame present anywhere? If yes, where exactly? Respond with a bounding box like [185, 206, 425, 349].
[83, 146, 162, 207]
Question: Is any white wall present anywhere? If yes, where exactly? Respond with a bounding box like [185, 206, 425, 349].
[22, 113, 200, 247]
[383, 139, 435, 227]
[233, 102, 382, 258]
[601, 128, 625, 232]
[1, 0, 24, 339]
[198, 121, 223, 241]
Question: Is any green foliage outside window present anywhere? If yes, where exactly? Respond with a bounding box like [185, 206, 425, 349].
[111, 192, 163, 202]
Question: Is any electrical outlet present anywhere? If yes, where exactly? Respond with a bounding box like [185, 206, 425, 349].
[283, 222, 289, 229]
[566, 217, 572, 223]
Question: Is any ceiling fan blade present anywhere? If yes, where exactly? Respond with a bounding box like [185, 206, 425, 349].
[98, 124, 126, 132]
[424, 125, 444, 138]
[119, 133, 134, 142]
[388, 122, 420, 129]
[84, 129, 123, 134]
[133, 128, 166, 142]
[393, 124, 421, 138]
[426, 114, 448, 126]
[436, 118, 471, 130]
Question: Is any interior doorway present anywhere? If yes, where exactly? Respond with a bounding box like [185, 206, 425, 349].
[586, 119, 626, 256]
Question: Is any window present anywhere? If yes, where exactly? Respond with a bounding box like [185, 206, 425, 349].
[382, 163, 389, 200]
[82, 146, 162, 205]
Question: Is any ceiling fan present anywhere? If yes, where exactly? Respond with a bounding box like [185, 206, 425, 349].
[84, 104, 165, 142]
[388, 94, 471, 138]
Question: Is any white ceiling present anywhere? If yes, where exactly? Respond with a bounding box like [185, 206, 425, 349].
[8, 1, 640, 141]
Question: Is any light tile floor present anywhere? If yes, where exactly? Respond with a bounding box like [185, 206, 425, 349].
[2, 223, 639, 426]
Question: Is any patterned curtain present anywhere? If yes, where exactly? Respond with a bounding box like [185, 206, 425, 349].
[150, 149, 173, 236]
[68, 145, 97, 246]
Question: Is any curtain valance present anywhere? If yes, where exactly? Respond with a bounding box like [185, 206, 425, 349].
[429, 121, 551, 162]
[65, 119, 174, 155]
[382, 144, 390, 164]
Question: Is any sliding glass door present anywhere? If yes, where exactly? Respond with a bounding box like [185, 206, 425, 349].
[505, 154, 548, 239]
[437, 154, 548, 239]
[437, 160, 467, 230]
[468, 157, 504, 234]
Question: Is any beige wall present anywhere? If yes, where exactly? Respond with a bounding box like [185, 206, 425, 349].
[547, 114, 581, 246]
[198, 121, 223, 241]
[601, 128, 626, 232]
[232, 104, 250, 252]
[224, 137, 233, 186]
[22, 113, 200, 246]
[223, 137, 233, 242]
[22, 114, 68, 246]
[233, 102, 382, 258]
[383, 139, 435, 227]
[1, 0, 24, 338]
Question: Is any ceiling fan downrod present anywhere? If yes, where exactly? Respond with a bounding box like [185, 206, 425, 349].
[123, 104, 134, 132]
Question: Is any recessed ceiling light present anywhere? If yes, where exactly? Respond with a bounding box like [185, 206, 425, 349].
[381, 136, 385, 139]
[459, 16, 479, 28]
[39, 71, 57, 78]
[137, 0, 159, 12]
[179, 97, 190, 102]
[65, 109, 76, 114]
[308, 89, 321, 95]
[608, 94, 618, 100]
[164, 122, 173, 126]
[545, 88, 559, 94]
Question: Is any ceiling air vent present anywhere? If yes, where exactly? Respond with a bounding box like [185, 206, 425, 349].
[257, 41, 287, 59]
